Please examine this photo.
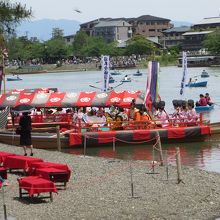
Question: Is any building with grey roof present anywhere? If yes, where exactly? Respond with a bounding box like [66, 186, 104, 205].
[127, 15, 172, 39]
[162, 26, 191, 48]
[193, 17, 220, 30]
[182, 30, 213, 51]
[80, 15, 172, 41]
[94, 20, 132, 43]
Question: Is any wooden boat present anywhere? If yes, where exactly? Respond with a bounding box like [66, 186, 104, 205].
[110, 70, 122, 75]
[209, 122, 220, 135]
[0, 124, 211, 149]
[121, 78, 131, 82]
[109, 77, 115, 83]
[7, 76, 22, 81]
[201, 70, 209, 78]
[133, 71, 143, 76]
[195, 104, 214, 112]
[185, 81, 207, 87]
[0, 90, 211, 149]
[0, 130, 69, 149]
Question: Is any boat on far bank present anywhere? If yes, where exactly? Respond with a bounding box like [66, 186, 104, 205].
[133, 70, 143, 76]
[7, 75, 22, 81]
[121, 75, 131, 82]
[109, 76, 115, 83]
[110, 70, 122, 75]
[201, 70, 209, 78]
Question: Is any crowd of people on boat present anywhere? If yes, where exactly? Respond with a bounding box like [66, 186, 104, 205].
[196, 93, 213, 106]
[9, 97, 201, 132]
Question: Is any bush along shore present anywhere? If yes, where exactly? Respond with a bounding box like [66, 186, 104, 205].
[0, 144, 220, 220]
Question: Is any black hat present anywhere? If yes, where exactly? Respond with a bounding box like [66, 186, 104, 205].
[172, 100, 178, 107]
[182, 100, 187, 107]
[153, 101, 159, 109]
[188, 99, 194, 107]
[158, 101, 165, 109]
[177, 100, 182, 107]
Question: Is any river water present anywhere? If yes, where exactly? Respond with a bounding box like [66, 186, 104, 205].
[5, 65, 220, 173]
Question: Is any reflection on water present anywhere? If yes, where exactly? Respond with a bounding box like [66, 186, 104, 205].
[67, 139, 220, 173]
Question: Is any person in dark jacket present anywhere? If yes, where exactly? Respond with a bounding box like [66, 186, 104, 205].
[19, 112, 33, 156]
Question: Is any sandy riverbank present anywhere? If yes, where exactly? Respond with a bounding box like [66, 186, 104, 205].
[0, 144, 220, 220]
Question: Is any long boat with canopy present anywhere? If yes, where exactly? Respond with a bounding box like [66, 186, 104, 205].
[0, 60, 211, 149]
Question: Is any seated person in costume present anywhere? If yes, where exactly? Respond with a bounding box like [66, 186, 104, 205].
[205, 93, 213, 106]
[186, 99, 198, 125]
[154, 101, 169, 127]
[196, 94, 207, 106]
[112, 115, 123, 130]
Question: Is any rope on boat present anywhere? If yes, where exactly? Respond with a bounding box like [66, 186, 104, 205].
[83, 134, 157, 144]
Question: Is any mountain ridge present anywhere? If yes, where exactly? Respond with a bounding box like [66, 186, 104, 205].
[16, 19, 81, 41]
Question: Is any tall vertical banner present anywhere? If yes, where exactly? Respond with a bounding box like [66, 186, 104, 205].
[102, 55, 110, 92]
[145, 61, 160, 111]
[0, 66, 3, 93]
[180, 51, 187, 95]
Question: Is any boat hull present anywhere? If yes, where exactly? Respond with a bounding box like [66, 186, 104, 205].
[201, 75, 209, 78]
[0, 125, 211, 149]
[121, 79, 131, 82]
[7, 78, 22, 81]
[110, 72, 122, 75]
[133, 73, 142, 76]
[195, 104, 214, 112]
[0, 131, 69, 149]
[69, 125, 211, 147]
[185, 81, 207, 87]
[109, 79, 115, 83]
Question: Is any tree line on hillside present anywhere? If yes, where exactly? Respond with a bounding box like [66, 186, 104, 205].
[6, 29, 161, 64]
[1, 1, 220, 66]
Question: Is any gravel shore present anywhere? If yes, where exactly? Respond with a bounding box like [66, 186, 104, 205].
[0, 144, 220, 220]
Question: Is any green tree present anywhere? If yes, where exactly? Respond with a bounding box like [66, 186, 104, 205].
[46, 38, 68, 63]
[0, 1, 32, 34]
[125, 35, 154, 56]
[51, 28, 64, 39]
[72, 31, 89, 57]
[203, 29, 220, 54]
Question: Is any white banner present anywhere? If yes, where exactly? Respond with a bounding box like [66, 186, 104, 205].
[102, 55, 110, 92]
[180, 51, 187, 95]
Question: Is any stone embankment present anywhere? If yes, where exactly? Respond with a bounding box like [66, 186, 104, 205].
[0, 144, 220, 220]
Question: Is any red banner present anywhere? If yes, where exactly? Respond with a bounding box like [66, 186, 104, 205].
[69, 133, 82, 146]
[0, 94, 5, 105]
[201, 126, 211, 135]
[119, 91, 140, 108]
[133, 130, 151, 140]
[76, 92, 96, 106]
[0, 66, 3, 92]
[168, 128, 185, 139]
[106, 91, 125, 106]
[14, 93, 35, 106]
[45, 92, 66, 107]
[98, 131, 116, 144]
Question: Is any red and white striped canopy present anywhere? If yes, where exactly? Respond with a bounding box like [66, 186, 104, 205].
[0, 90, 145, 108]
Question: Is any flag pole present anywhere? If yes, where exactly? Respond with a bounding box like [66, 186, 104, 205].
[2, 55, 5, 94]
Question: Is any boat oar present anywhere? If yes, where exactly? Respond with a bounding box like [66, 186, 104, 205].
[113, 82, 123, 89]
[89, 85, 102, 90]
[213, 103, 220, 107]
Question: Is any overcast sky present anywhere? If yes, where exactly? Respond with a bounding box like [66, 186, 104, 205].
[15, 0, 220, 24]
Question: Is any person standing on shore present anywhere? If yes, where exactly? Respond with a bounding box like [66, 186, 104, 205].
[19, 112, 33, 156]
